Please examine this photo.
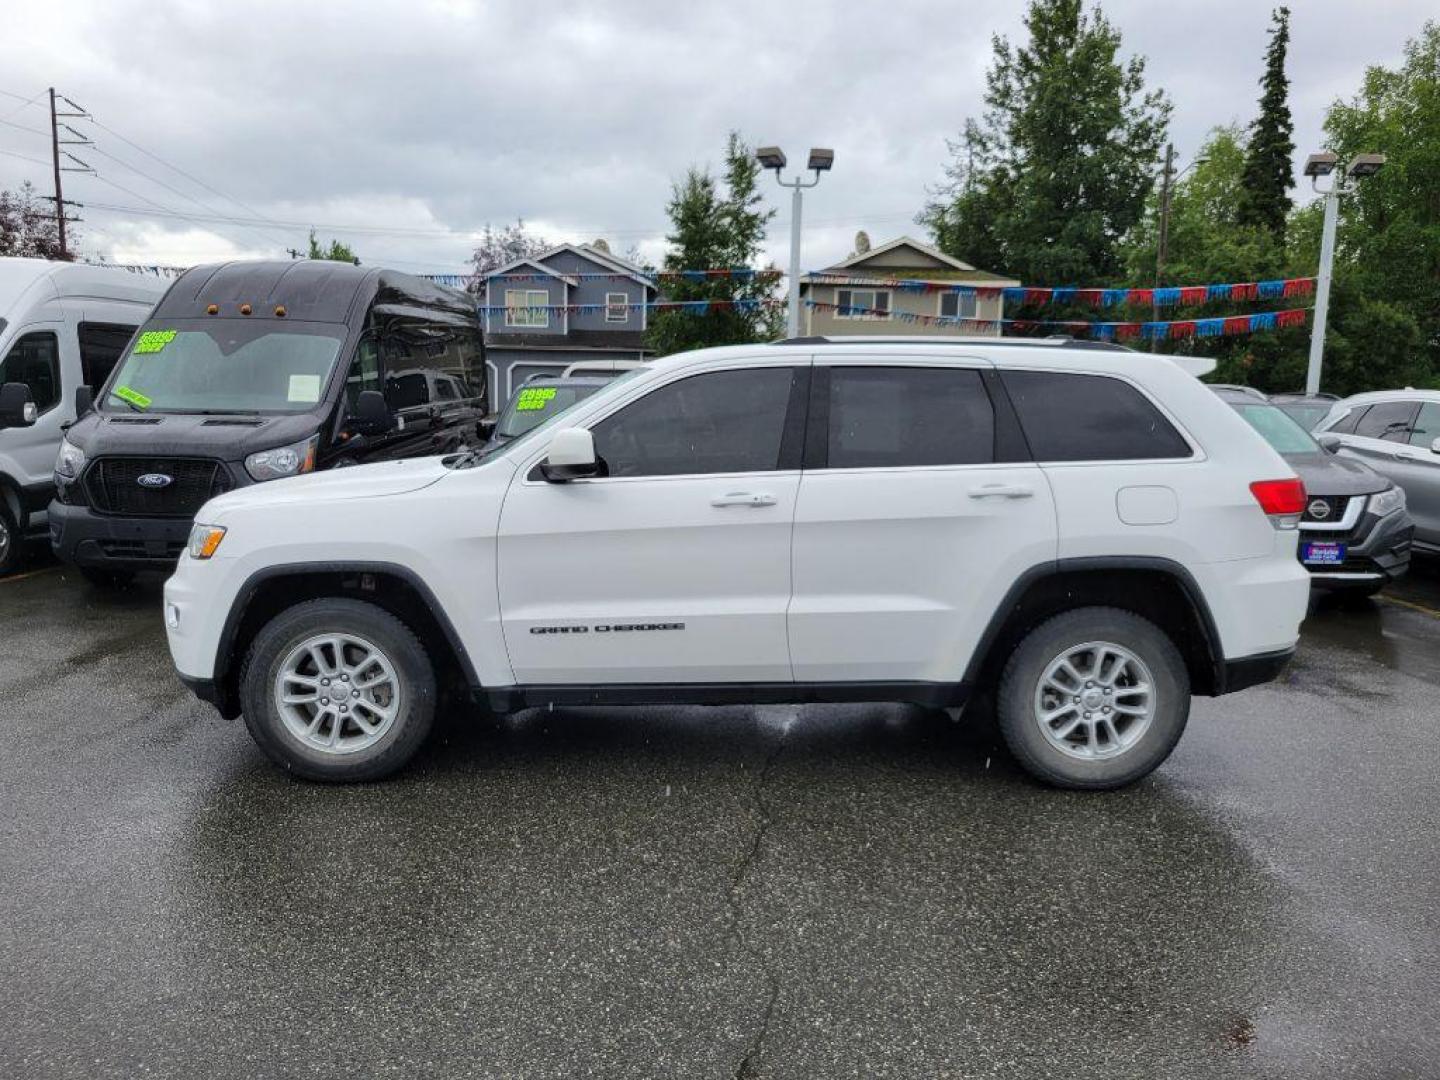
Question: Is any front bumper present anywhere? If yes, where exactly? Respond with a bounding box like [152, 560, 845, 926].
[49, 500, 192, 572]
[1300, 506, 1413, 590]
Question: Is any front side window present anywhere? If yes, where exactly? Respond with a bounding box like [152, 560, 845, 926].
[1002, 370, 1192, 462]
[939, 291, 978, 321]
[101, 321, 344, 414]
[344, 338, 381, 411]
[825, 366, 993, 469]
[505, 289, 550, 328]
[605, 292, 629, 323]
[0, 331, 60, 414]
[1353, 400, 1421, 443]
[591, 367, 795, 478]
[78, 322, 138, 390]
[1409, 403, 1440, 449]
[835, 289, 890, 320]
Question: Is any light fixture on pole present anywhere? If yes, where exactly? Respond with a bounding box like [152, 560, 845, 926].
[1304, 151, 1385, 395]
[757, 145, 834, 338]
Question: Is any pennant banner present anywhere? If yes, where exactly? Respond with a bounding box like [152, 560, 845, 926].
[803, 273, 1315, 307]
[480, 298, 787, 316]
[804, 299, 1310, 339]
[427, 268, 782, 289]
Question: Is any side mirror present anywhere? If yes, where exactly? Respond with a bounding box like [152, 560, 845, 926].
[476, 416, 496, 438]
[0, 382, 37, 429]
[351, 390, 395, 434]
[1316, 433, 1343, 454]
[539, 427, 603, 482]
[75, 385, 94, 419]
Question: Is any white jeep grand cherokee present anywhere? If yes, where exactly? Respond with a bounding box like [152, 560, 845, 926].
[164, 338, 1311, 789]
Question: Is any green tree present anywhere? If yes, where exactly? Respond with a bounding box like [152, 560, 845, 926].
[922, 0, 1170, 284]
[644, 132, 780, 356]
[1315, 20, 1440, 388]
[1237, 7, 1295, 243]
[307, 230, 358, 264]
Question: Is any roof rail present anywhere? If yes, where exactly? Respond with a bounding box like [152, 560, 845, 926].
[772, 335, 1131, 353]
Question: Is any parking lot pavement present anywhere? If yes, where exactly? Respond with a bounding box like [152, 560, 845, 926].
[1, 560, 1437, 1080]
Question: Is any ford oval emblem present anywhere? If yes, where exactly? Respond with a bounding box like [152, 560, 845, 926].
[136, 473, 174, 489]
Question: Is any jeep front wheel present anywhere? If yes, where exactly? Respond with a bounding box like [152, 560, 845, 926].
[996, 607, 1190, 790]
[239, 598, 436, 782]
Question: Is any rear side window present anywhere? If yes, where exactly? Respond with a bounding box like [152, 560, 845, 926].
[825, 366, 993, 468]
[1325, 405, 1365, 434]
[1001, 370, 1191, 462]
[1353, 400, 1421, 443]
[1410, 403, 1440, 449]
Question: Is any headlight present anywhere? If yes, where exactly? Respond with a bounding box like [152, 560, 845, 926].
[55, 438, 86, 479]
[187, 523, 227, 560]
[1368, 485, 1406, 517]
[244, 435, 318, 482]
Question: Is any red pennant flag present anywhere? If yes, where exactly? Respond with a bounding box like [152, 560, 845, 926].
[1230, 282, 1258, 301]
[1128, 288, 1153, 308]
[1276, 308, 1307, 328]
[1075, 289, 1104, 306]
[1178, 287, 1207, 306]
[1115, 323, 1142, 340]
[1169, 321, 1197, 339]
[1223, 316, 1251, 335]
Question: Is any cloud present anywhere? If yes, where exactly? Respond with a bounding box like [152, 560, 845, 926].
[0, 0, 1430, 275]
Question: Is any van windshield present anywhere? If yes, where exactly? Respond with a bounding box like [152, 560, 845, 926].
[101, 319, 345, 414]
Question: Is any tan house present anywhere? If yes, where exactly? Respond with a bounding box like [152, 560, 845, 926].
[799, 235, 1020, 337]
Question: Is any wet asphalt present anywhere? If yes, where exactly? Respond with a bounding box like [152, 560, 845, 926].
[1, 550, 1438, 1080]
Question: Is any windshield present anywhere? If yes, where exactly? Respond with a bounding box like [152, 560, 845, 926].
[101, 319, 345, 414]
[1233, 402, 1321, 454]
[495, 383, 604, 438]
[456, 368, 645, 468]
[1274, 402, 1332, 431]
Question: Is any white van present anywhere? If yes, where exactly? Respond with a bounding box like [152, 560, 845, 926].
[0, 258, 167, 573]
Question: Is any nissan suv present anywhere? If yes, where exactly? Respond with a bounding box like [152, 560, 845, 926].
[163, 338, 1311, 790]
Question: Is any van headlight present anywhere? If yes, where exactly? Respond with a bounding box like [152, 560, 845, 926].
[187, 523, 227, 560]
[1368, 485, 1406, 517]
[244, 435, 318, 482]
[55, 437, 86, 479]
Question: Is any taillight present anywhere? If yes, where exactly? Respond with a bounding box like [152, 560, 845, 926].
[1250, 478, 1307, 529]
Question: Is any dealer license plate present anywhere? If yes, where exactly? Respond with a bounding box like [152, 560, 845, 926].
[1302, 541, 1346, 566]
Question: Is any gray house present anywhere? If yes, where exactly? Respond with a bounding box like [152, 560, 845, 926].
[482, 243, 658, 401]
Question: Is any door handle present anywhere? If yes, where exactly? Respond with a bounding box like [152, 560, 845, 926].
[968, 483, 1034, 499]
[710, 492, 776, 508]
[1394, 450, 1420, 460]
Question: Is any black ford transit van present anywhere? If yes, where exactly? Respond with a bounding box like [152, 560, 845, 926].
[50, 260, 486, 582]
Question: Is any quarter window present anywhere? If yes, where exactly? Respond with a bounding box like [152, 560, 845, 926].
[0, 331, 60, 414]
[591, 367, 795, 478]
[505, 289, 550, 328]
[1002, 370, 1192, 461]
[939, 291, 978, 321]
[835, 289, 890, 319]
[1353, 400, 1421, 443]
[825, 366, 994, 469]
[1407, 403, 1440, 449]
[605, 292, 629, 323]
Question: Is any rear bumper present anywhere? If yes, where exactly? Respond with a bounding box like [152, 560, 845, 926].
[1216, 647, 1295, 695]
[49, 500, 192, 572]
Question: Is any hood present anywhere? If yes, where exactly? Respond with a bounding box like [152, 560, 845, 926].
[1283, 450, 1389, 497]
[205, 457, 451, 515]
[66, 409, 322, 461]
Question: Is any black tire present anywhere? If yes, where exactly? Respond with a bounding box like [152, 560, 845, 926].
[996, 607, 1190, 790]
[239, 598, 437, 782]
[79, 566, 136, 589]
[0, 502, 21, 575]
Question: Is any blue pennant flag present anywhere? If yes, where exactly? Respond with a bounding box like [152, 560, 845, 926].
[1050, 287, 1077, 305]
[1206, 284, 1230, 303]
[1154, 287, 1181, 307]
[682, 300, 710, 316]
[1195, 318, 1225, 337]
[1102, 289, 1129, 308]
[1002, 287, 1027, 304]
[1249, 311, 1277, 332]
[1256, 279, 1284, 299]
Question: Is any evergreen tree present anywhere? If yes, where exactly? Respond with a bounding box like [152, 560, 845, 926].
[922, 0, 1170, 284]
[1237, 7, 1295, 242]
[644, 132, 780, 356]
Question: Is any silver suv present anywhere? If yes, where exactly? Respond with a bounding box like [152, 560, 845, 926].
[1318, 390, 1440, 556]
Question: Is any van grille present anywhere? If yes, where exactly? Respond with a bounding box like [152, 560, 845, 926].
[83, 457, 233, 518]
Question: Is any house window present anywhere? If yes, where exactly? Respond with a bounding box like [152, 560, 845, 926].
[835, 289, 890, 320]
[605, 292, 629, 323]
[505, 289, 550, 328]
[939, 291, 978, 321]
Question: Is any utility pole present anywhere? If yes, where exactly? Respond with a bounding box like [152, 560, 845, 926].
[47, 88, 93, 260]
[1152, 142, 1175, 351]
[286, 247, 305, 260]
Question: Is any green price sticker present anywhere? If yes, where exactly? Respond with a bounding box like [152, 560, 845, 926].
[515, 387, 558, 412]
[114, 385, 152, 409]
[133, 330, 178, 354]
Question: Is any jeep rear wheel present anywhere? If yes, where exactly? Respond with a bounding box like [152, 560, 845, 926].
[996, 607, 1189, 790]
[239, 598, 436, 782]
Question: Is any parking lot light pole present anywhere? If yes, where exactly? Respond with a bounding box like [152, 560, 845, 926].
[1304, 151, 1386, 396]
[758, 146, 834, 339]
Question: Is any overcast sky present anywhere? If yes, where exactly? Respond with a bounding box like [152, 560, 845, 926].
[1, 1, 1430, 277]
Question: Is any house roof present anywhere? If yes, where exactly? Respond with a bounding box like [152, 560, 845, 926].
[536, 243, 657, 290]
[806, 235, 1020, 287]
[482, 257, 580, 287]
